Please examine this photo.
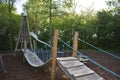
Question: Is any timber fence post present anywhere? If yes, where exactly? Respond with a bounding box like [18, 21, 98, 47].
[51, 29, 59, 80]
[72, 31, 79, 57]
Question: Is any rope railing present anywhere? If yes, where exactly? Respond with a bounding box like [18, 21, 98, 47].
[79, 39, 120, 60]
[58, 38, 120, 78]
[58, 38, 73, 49]
[58, 38, 87, 58]
[89, 58, 120, 78]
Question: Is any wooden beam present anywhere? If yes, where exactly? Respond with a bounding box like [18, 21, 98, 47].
[51, 29, 59, 80]
[0, 54, 5, 72]
[72, 32, 79, 57]
[23, 40, 27, 62]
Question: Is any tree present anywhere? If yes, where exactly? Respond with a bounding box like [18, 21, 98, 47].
[0, 1, 21, 51]
[96, 10, 120, 49]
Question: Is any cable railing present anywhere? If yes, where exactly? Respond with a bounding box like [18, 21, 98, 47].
[79, 39, 120, 60]
[58, 38, 73, 50]
[58, 38, 88, 58]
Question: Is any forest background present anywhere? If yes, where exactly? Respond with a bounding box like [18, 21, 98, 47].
[0, 0, 120, 52]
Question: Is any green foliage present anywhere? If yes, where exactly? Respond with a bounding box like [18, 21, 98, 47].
[96, 10, 120, 49]
[25, 0, 120, 49]
[0, 0, 120, 51]
[26, 0, 74, 42]
[0, 2, 21, 51]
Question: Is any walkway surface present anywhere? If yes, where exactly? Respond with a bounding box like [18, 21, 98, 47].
[57, 57, 105, 80]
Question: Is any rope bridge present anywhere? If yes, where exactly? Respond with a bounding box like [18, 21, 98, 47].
[23, 31, 120, 78]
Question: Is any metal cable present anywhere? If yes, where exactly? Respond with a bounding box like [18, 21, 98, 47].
[79, 39, 120, 60]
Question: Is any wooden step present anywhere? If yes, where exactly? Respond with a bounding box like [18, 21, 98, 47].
[75, 73, 105, 80]
[57, 57, 77, 61]
[67, 65, 94, 77]
[58, 60, 84, 69]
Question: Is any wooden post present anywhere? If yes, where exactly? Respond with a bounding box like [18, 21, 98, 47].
[23, 40, 27, 62]
[0, 54, 5, 72]
[72, 31, 79, 57]
[51, 29, 59, 80]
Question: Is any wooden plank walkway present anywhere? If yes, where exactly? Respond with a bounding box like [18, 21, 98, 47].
[57, 57, 105, 80]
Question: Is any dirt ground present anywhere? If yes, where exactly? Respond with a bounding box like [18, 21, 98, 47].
[82, 51, 120, 80]
[0, 51, 120, 80]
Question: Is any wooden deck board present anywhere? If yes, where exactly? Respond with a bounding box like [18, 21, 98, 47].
[59, 60, 84, 68]
[75, 73, 105, 80]
[67, 65, 94, 77]
[57, 57, 105, 80]
[57, 57, 77, 61]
